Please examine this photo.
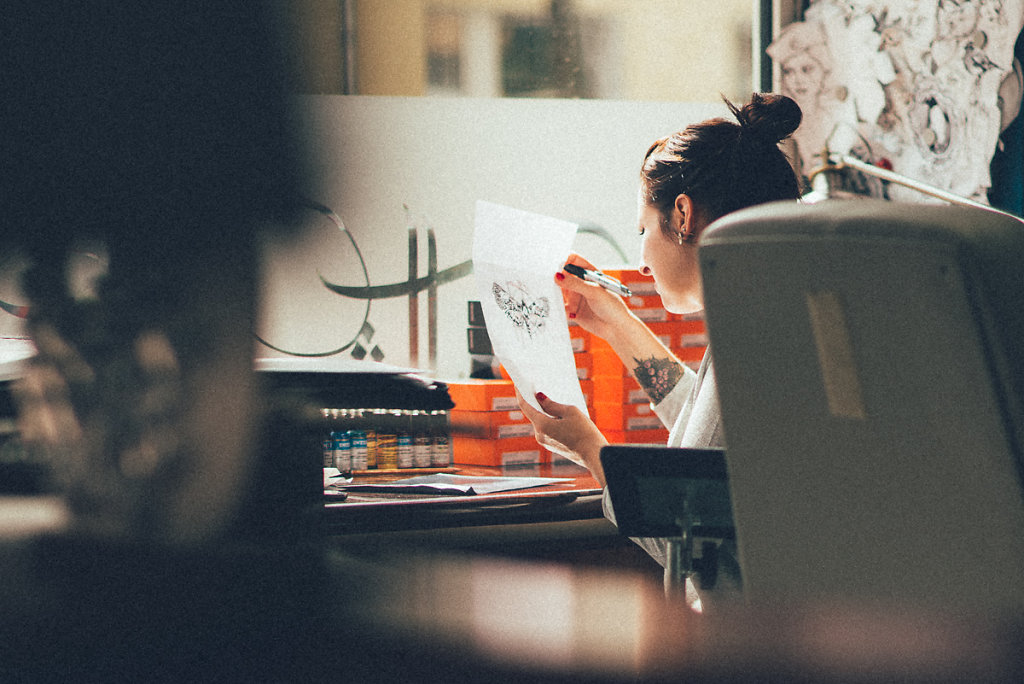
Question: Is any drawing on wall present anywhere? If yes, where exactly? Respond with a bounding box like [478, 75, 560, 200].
[492, 281, 550, 339]
[257, 199, 477, 364]
[255, 200, 381, 360]
[770, 0, 1024, 202]
[255, 195, 628, 373]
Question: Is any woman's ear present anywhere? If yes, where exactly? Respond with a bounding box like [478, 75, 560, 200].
[674, 193, 695, 238]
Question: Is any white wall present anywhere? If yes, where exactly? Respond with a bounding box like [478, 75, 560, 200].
[256, 95, 728, 378]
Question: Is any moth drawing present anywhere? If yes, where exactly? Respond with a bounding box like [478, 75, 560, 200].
[492, 280, 550, 338]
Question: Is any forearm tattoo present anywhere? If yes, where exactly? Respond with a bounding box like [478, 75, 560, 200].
[632, 355, 684, 405]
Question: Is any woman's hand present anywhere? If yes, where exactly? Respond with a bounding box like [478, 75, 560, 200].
[557, 254, 634, 344]
[516, 389, 608, 486]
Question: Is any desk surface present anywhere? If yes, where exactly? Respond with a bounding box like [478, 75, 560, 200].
[322, 462, 604, 534]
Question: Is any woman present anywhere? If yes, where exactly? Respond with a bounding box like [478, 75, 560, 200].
[518, 92, 803, 576]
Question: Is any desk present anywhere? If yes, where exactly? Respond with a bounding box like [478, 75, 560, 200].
[322, 462, 604, 535]
[320, 462, 657, 574]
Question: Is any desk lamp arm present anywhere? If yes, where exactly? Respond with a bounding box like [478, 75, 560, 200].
[806, 153, 1021, 220]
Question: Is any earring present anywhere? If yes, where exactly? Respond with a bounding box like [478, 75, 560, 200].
[677, 232, 685, 245]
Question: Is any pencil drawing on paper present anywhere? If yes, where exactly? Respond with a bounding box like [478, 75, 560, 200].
[492, 280, 550, 339]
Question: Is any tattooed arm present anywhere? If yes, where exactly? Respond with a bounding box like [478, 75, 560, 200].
[554, 254, 692, 406]
[632, 353, 685, 405]
[586, 303, 691, 407]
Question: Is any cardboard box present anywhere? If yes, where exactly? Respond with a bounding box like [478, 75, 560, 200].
[593, 375, 651, 405]
[452, 434, 549, 466]
[623, 293, 667, 310]
[678, 332, 709, 348]
[446, 379, 519, 412]
[593, 400, 659, 431]
[674, 317, 707, 334]
[672, 345, 707, 363]
[574, 351, 594, 380]
[603, 428, 670, 444]
[592, 347, 628, 378]
[451, 408, 534, 440]
[578, 378, 594, 408]
[569, 323, 589, 352]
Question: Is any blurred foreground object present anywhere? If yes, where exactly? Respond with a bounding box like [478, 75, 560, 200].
[0, 1, 307, 544]
[701, 199, 1024, 613]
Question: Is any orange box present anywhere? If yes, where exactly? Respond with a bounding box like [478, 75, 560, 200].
[446, 379, 519, 412]
[593, 375, 650, 405]
[451, 408, 534, 440]
[593, 401, 659, 431]
[578, 378, 594, 407]
[604, 428, 670, 444]
[647, 320, 685, 342]
[452, 434, 549, 466]
[574, 351, 594, 380]
[678, 331, 709, 348]
[671, 346, 707, 363]
[569, 324, 590, 352]
[589, 336, 613, 355]
[622, 415, 665, 431]
[623, 293, 666, 310]
[674, 317, 706, 334]
[592, 346, 628, 378]
[592, 320, 701, 353]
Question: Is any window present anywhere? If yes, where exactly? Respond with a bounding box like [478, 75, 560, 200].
[305, 0, 766, 101]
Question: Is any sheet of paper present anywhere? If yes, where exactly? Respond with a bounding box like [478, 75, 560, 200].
[331, 473, 573, 496]
[473, 200, 586, 414]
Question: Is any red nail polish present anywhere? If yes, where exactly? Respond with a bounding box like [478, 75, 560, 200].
[555, 272, 565, 281]
[536, 392, 548, 402]
[568, 312, 576, 319]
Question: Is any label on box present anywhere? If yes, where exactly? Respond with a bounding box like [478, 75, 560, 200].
[497, 423, 535, 439]
[628, 388, 648, 403]
[502, 450, 543, 466]
[491, 396, 519, 411]
[680, 333, 709, 347]
[446, 379, 517, 411]
[627, 415, 664, 431]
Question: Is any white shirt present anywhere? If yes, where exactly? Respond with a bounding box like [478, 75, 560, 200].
[602, 350, 724, 567]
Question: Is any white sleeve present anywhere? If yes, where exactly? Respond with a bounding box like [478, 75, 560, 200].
[650, 365, 697, 430]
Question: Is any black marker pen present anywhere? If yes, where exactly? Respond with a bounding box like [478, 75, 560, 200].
[563, 263, 632, 297]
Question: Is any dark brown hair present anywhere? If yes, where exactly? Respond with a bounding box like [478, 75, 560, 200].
[641, 92, 802, 235]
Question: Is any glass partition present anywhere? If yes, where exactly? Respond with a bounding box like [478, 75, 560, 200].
[291, 0, 766, 101]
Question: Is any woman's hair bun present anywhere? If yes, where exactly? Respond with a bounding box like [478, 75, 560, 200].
[727, 92, 802, 146]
